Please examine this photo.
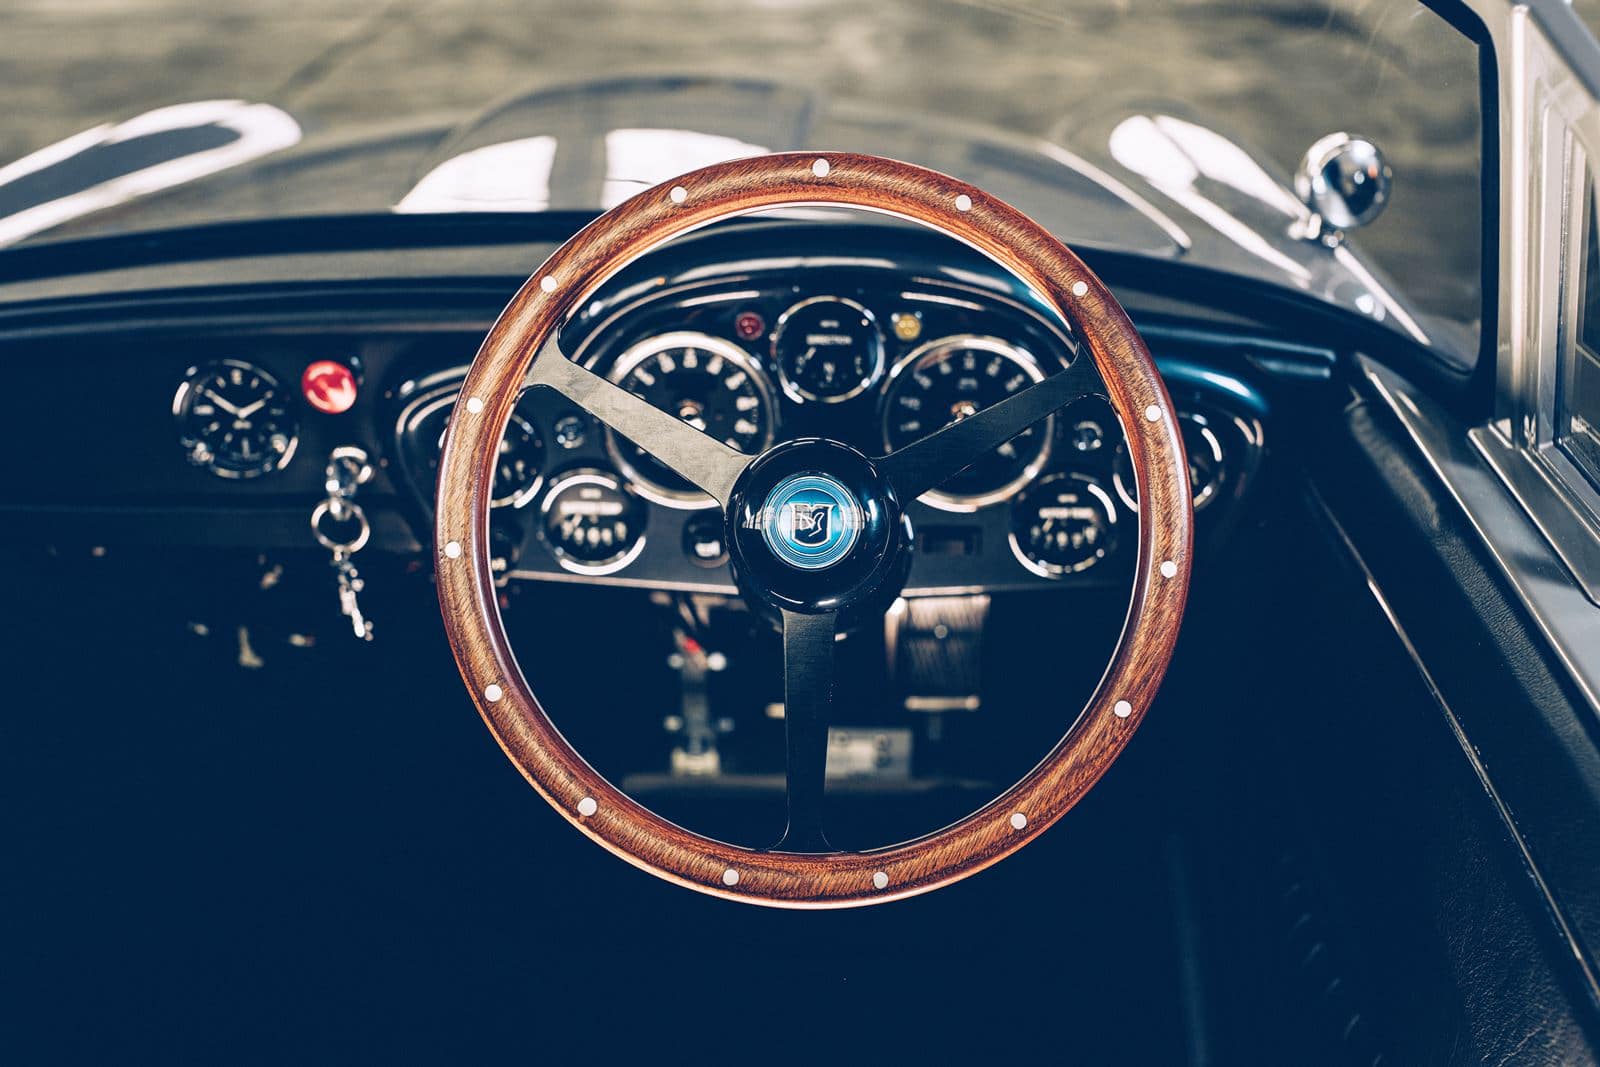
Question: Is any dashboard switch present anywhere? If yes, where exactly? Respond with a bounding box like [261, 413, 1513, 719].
[301, 360, 359, 414]
[683, 512, 728, 566]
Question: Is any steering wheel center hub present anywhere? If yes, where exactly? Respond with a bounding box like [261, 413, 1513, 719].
[727, 438, 911, 617]
[759, 472, 863, 571]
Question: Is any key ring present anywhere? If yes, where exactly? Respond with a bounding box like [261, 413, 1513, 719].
[311, 499, 371, 554]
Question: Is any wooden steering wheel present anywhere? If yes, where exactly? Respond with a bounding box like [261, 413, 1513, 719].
[435, 152, 1192, 908]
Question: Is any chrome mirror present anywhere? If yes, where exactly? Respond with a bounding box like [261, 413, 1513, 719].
[1294, 132, 1392, 245]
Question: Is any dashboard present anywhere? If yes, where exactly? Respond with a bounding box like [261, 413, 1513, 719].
[0, 222, 1269, 596]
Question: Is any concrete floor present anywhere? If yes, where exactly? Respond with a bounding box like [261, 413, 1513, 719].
[0, 0, 1564, 326]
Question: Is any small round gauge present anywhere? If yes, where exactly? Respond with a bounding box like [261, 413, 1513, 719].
[397, 392, 547, 509]
[880, 335, 1053, 510]
[1113, 410, 1226, 513]
[538, 468, 647, 575]
[456, 411, 546, 508]
[604, 331, 776, 509]
[771, 296, 885, 403]
[173, 359, 298, 478]
[1066, 416, 1107, 453]
[1009, 473, 1119, 577]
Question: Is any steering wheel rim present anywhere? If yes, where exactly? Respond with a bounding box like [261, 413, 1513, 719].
[435, 152, 1193, 908]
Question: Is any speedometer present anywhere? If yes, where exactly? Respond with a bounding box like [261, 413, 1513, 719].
[879, 335, 1053, 510]
[604, 331, 776, 508]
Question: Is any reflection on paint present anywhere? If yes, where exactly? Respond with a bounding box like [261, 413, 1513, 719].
[0, 100, 300, 246]
[1109, 114, 1309, 281]
[397, 135, 558, 213]
[601, 128, 766, 208]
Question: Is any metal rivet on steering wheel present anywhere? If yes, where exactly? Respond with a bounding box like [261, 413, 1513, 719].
[435, 152, 1193, 908]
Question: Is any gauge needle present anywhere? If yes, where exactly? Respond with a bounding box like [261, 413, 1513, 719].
[202, 389, 242, 416]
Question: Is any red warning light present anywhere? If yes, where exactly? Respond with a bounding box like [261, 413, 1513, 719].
[301, 360, 358, 414]
[734, 311, 766, 341]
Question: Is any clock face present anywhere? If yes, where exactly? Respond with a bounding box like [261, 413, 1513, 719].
[174, 359, 298, 478]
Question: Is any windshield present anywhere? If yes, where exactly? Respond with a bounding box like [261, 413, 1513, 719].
[0, 1, 1486, 360]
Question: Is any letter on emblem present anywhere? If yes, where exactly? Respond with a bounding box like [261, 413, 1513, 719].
[789, 502, 832, 546]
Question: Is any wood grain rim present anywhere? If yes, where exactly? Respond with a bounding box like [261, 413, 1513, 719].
[435, 152, 1193, 908]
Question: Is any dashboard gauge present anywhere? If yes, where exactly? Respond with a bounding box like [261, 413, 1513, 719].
[1113, 410, 1226, 513]
[604, 331, 775, 509]
[771, 296, 885, 403]
[1066, 416, 1107, 453]
[397, 390, 547, 509]
[880, 335, 1053, 510]
[537, 468, 647, 575]
[480, 411, 546, 508]
[173, 359, 298, 478]
[1008, 473, 1119, 577]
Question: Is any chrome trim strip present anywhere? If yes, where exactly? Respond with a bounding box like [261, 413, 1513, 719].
[1361, 357, 1600, 715]
[1471, 423, 1600, 603]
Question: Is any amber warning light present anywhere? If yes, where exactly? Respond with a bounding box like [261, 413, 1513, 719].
[302, 360, 358, 414]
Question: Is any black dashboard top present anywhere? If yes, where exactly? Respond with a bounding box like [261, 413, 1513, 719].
[0, 219, 1297, 594]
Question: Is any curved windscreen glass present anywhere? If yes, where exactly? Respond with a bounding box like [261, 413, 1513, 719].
[0, 1, 1485, 363]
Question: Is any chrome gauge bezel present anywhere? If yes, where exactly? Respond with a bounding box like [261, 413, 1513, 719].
[770, 295, 886, 404]
[172, 358, 299, 480]
[1007, 472, 1119, 578]
[536, 467, 649, 576]
[601, 331, 777, 510]
[879, 334, 1054, 512]
[1113, 409, 1227, 514]
[394, 385, 546, 510]
[488, 410, 547, 509]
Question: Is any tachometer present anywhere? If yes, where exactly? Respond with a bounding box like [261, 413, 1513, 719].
[604, 331, 775, 508]
[771, 296, 885, 403]
[173, 359, 298, 479]
[880, 335, 1053, 510]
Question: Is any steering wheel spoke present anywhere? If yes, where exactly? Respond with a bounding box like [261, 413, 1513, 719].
[774, 608, 838, 854]
[874, 356, 1101, 503]
[526, 335, 750, 506]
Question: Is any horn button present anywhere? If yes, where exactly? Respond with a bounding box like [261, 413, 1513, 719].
[727, 439, 912, 618]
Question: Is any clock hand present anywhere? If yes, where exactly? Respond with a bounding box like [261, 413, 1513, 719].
[234, 397, 268, 420]
[202, 388, 242, 417]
